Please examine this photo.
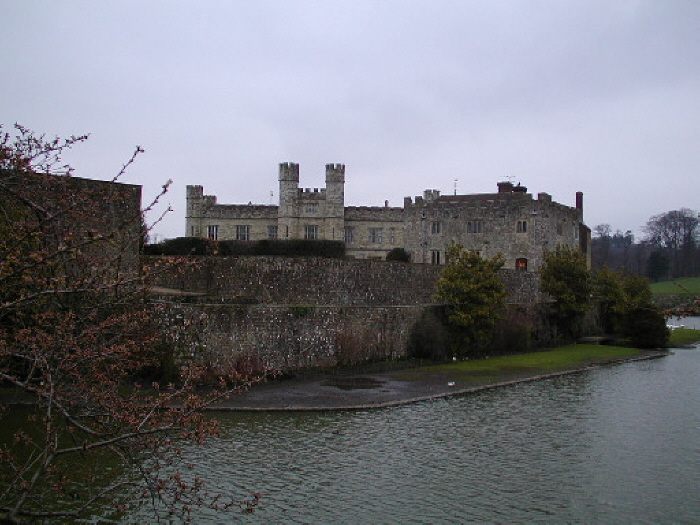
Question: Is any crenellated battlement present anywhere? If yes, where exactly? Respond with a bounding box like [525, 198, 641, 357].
[186, 185, 204, 198]
[325, 163, 345, 183]
[279, 162, 300, 181]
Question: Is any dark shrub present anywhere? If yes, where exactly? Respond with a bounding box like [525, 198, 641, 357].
[408, 307, 450, 360]
[233, 352, 266, 377]
[622, 305, 669, 348]
[144, 238, 346, 258]
[386, 247, 411, 262]
[219, 239, 346, 258]
[143, 236, 217, 255]
[490, 307, 534, 355]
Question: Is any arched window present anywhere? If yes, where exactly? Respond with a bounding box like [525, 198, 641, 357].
[516, 258, 528, 271]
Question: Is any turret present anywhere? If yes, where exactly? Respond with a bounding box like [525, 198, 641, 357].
[423, 189, 441, 203]
[185, 185, 204, 237]
[325, 163, 345, 211]
[278, 163, 300, 239]
[279, 162, 300, 184]
[325, 163, 345, 184]
[325, 164, 345, 240]
[278, 162, 300, 215]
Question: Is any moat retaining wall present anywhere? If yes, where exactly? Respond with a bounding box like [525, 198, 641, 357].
[149, 257, 542, 371]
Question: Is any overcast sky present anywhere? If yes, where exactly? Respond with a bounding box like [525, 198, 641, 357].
[2, 1, 698, 241]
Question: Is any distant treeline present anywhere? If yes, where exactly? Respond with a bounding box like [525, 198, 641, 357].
[592, 208, 699, 281]
[143, 237, 346, 258]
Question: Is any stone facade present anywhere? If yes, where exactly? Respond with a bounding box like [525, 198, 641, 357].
[404, 182, 590, 270]
[186, 165, 589, 270]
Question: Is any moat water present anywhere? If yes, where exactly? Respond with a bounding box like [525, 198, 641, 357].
[126, 324, 700, 523]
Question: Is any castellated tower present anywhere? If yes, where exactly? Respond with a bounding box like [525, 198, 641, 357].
[185, 185, 204, 237]
[325, 163, 345, 241]
[278, 162, 300, 239]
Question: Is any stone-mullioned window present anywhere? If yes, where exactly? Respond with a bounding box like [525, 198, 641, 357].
[467, 221, 483, 234]
[369, 228, 383, 244]
[344, 226, 355, 244]
[207, 224, 219, 240]
[235, 225, 250, 241]
[304, 225, 319, 240]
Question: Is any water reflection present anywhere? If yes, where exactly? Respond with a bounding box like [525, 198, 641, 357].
[125, 344, 700, 523]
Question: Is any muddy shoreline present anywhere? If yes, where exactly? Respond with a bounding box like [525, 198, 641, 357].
[206, 350, 670, 412]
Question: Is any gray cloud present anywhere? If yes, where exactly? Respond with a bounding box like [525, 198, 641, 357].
[1, 0, 698, 240]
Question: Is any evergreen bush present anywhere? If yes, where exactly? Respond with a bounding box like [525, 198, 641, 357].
[622, 305, 669, 348]
[145, 238, 346, 258]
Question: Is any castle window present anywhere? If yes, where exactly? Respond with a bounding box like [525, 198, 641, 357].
[304, 225, 319, 240]
[431, 250, 441, 265]
[305, 202, 318, 213]
[517, 220, 528, 233]
[267, 225, 278, 239]
[389, 228, 396, 244]
[369, 228, 383, 244]
[557, 223, 563, 235]
[431, 221, 441, 234]
[207, 225, 219, 240]
[467, 221, 483, 234]
[344, 226, 355, 244]
[235, 225, 250, 241]
[516, 258, 528, 271]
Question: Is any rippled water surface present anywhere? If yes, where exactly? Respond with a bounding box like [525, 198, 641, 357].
[138, 343, 700, 523]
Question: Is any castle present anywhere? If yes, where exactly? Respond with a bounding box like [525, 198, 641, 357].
[186, 163, 590, 271]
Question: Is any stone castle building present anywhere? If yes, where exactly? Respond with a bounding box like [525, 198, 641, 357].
[186, 163, 590, 271]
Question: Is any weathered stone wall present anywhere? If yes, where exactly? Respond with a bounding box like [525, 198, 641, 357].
[152, 256, 542, 372]
[3, 172, 142, 276]
[152, 256, 444, 306]
[164, 303, 425, 371]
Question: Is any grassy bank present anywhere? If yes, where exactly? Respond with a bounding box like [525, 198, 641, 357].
[395, 345, 650, 384]
[651, 277, 700, 295]
[669, 327, 700, 346]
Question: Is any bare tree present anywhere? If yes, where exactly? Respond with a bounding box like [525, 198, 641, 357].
[644, 208, 699, 278]
[0, 125, 258, 522]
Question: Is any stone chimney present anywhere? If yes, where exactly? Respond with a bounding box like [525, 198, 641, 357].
[498, 181, 514, 193]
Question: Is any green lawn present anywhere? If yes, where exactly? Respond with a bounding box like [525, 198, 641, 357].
[396, 345, 646, 384]
[668, 327, 700, 346]
[651, 277, 700, 295]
